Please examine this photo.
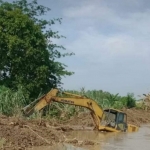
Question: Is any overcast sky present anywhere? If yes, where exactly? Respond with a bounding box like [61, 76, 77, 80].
[5, 0, 150, 97]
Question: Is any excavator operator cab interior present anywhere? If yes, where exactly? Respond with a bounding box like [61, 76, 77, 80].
[101, 109, 128, 132]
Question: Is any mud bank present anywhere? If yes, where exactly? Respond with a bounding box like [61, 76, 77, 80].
[0, 108, 150, 149]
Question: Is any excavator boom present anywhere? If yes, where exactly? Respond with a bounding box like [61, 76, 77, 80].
[23, 89, 103, 129]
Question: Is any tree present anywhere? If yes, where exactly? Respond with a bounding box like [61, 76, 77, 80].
[106, 93, 119, 107]
[0, 0, 74, 98]
[126, 93, 136, 108]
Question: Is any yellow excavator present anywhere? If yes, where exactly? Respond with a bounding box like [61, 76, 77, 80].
[22, 89, 138, 133]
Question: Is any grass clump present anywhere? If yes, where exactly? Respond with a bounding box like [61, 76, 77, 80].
[0, 86, 29, 116]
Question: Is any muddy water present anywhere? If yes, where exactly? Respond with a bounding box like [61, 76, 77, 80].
[29, 124, 150, 150]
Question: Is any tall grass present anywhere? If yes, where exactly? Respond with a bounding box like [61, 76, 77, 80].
[0, 86, 29, 116]
[0, 86, 137, 118]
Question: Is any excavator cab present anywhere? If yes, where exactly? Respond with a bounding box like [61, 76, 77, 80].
[100, 109, 128, 132]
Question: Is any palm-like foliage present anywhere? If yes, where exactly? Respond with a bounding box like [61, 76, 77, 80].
[0, 86, 136, 117]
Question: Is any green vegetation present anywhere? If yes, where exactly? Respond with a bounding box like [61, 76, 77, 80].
[0, 0, 73, 99]
[66, 88, 136, 109]
[0, 86, 137, 118]
[0, 86, 28, 116]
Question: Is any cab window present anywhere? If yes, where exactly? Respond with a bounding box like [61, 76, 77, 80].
[118, 113, 124, 123]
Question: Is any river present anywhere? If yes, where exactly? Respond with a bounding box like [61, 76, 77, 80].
[29, 124, 150, 150]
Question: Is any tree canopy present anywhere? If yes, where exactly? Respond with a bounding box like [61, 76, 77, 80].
[0, 0, 74, 98]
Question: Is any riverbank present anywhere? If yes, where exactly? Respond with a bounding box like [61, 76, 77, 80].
[0, 108, 150, 149]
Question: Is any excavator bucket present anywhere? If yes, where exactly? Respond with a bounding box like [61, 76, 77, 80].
[127, 124, 139, 132]
[22, 89, 58, 116]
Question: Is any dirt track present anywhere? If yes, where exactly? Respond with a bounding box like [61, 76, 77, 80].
[0, 108, 150, 149]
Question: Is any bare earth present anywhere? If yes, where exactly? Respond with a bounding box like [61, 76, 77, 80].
[0, 108, 150, 149]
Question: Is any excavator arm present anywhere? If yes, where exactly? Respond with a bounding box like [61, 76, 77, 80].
[22, 89, 104, 129]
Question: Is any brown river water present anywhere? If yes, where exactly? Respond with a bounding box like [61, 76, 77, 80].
[29, 124, 150, 150]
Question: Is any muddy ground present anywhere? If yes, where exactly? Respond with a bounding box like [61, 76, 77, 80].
[0, 108, 150, 150]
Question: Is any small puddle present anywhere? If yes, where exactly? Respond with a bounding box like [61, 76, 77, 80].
[28, 124, 150, 150]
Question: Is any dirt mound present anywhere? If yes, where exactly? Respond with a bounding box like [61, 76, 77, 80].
[0, 116, 65, 149]
[124, 108, 150, 126]
[63, 112, 94, 127]
[0, 115, 95, 149]
[63, 108, 150, 128]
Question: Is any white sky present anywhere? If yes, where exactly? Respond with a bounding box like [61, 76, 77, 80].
[5, 0, 150, 97]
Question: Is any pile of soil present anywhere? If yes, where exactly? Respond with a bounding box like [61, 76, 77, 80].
[63, 112, 95, 127]
[0, 116, 65, 149]
[0, 115, 95, 149]
[124, 108, 150, 126]
[63, 108, 150, 127]
[0, 108, 150, 149]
